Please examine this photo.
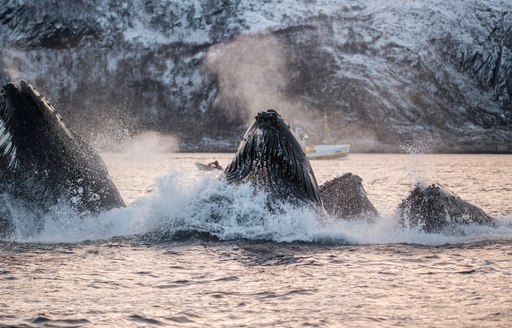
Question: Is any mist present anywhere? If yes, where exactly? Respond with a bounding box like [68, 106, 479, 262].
[115, 131, 179, 155]
[205, 34, 313, 129]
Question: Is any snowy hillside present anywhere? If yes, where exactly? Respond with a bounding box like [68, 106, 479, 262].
[0, 0, 510, 152]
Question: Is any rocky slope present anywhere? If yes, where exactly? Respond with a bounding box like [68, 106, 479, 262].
[1, 0, 510, 152]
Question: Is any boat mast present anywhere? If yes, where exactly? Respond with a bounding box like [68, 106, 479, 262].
[323, 110, 332, 143]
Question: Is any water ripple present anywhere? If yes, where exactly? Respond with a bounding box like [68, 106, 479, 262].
[128, 314, 164, 326]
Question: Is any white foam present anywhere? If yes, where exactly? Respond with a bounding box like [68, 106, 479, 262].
[3, 170, 512, 245]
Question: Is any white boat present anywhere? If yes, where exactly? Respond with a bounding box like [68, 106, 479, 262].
[304, 144, 350, 160]
[295, 127, 350, 160]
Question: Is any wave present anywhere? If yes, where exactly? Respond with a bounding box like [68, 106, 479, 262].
[2, 171, 512, 245]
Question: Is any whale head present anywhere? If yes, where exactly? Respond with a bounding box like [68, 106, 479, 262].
[0, 80, 125, 214]
[224, 109, 321, 207]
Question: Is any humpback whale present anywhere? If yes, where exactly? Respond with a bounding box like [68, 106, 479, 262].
[224, 109, 321, 207]
[0, 80, 125, 236]
[398, 183, 495, 234]
[320, 173, 379, 221]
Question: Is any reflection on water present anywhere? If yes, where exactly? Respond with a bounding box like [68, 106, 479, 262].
[1, 153, 512, 327]
[2, 241, 512, 327]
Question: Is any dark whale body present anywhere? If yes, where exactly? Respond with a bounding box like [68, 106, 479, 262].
[221, 109, 496, 236]
[398, 183, 494, 234]
[224, 110, 321, 207]
[320, 173, 379, 221]
[0, 80, 125, 236]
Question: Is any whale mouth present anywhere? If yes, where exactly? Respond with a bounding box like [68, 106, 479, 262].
[0, 85, 5, 111]
[225, 110, 295, 184]
[0, 80, 126, 220]
[0, 84, 19, 171]
[225, 109, 321, 206]
[5, 80, 76, 142]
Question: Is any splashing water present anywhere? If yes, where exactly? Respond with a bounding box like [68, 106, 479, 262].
[4, 158, 512, 245]
[2, 153, 512, 328]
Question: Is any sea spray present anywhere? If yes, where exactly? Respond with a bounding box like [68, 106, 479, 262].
[127, 172, 329, 243]
[2, 169, 512, 245]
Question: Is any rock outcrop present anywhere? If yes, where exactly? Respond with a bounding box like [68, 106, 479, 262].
[1, 0, 510, 152]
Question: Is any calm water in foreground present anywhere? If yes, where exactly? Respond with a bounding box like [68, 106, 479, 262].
[1, 153, 512, 327]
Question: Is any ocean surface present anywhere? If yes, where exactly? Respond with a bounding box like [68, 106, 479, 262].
[1, 153, 512, 327]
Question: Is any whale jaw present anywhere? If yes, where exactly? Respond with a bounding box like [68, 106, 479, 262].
[225, 109, 321, 207]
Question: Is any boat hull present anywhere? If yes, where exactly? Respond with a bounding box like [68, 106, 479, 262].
[305, 144, 350, 160]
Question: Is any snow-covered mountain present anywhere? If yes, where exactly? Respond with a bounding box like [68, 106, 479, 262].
[1, 0, 510, 152]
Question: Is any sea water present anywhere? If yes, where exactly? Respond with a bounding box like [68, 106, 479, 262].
[1, 153, 511, 327]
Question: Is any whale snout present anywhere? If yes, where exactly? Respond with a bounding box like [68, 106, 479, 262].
[255, 109, 279, 125]
[226, 109, 322, 207]
[2, 81, 34, 102]
[2, 82, 20, 97]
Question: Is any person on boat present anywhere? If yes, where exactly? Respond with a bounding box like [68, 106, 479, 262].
[208, 160, 223, 170]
